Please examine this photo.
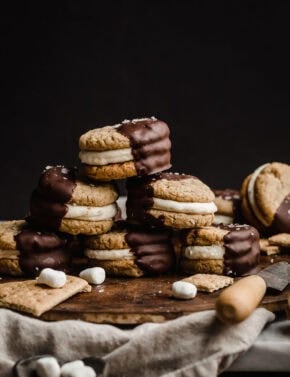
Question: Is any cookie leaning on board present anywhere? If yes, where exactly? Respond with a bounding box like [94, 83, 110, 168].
[241, 162, 290, 234]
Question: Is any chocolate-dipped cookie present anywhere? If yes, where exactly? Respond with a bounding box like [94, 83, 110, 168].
[84, 224, 175, 277]
[79, 117, 171, 181]
[241, 162, 290, 234]
[213, 189, 242, 225]
[126, 173, 217, 229]
[180, 224, 260, 276]
[0, 220, 72, 276]
[29, 165, 119, 235]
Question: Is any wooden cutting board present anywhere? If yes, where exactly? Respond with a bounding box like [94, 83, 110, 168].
[1, 255, 289, 325]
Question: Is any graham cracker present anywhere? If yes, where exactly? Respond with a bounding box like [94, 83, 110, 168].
[260, 238, 281, 256]
[182, 273, 234, 293]
[269, 233, 290, 248]
[0, 276, 91, 317]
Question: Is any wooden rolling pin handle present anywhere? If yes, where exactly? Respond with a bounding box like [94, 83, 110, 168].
[215, 275, 267, 324]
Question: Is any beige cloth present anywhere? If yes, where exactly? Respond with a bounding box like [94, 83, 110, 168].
[0, 308, 274, 377]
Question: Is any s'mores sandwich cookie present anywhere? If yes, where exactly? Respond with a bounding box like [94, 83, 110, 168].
[126, 173, 217, 229]
[79, 117, 171, 181]
[0, 220, 72, 276]
[213, 189, 242, 225]
[84, 224, 175, 277]
[241, 162, 290, 234]
[29, 165, 119, 235]
[180, 224, 260, 276]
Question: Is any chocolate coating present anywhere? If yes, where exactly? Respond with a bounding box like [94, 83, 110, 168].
[118, 117, 171, 175]
[126, 173, 193, 226]
[29, 166, 77, 230]
[15, 228, 72, 276]
[125, 227, 175, 274]
[221, 224, 260, 276]
[272, 195, 290, 233]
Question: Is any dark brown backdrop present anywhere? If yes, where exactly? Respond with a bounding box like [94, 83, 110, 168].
[1, 1, 290, 219]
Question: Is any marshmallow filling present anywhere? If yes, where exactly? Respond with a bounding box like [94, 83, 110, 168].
[65, 203, 117, 221]
[247, 163, 270, 226]
[85, 248, 134, 260]
[152, 197, 217, 214]
[184, 245, 225, 260]
[79, 148, 133, 166]
[213, 214, 234, 225]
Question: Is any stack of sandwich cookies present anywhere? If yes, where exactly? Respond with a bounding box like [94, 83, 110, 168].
[180, 224, 260, 276]
[241, 162, 290, 234]
[29, 165, 119, 235]
[213, 189, 242, 225]
[0, 220, 72, 277]
[84, 225, 175, 277]
[79, 117, 171, 181]
[126, 173, 217, 229]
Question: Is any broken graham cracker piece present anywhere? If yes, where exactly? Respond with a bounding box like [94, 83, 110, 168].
[268, 233, 290, 248]
[182, 274, 234, 293]
[259, 238, 281, 256]
[0, 275, 91, 317]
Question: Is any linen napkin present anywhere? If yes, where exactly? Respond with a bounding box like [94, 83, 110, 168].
[0, 308, 274, 377]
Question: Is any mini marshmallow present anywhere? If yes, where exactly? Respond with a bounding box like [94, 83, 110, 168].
[172, 281, 197, 299]
[60, 360, 85, 376]
[35, 356, 60, 377]
[79, 267, 106, 285]
[37, 268, 67, 288]
[62, 364, 96, 377]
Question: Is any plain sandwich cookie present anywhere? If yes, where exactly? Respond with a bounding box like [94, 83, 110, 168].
[79, 117, 171, 181]
[241, 162, 290, 234]
[0, 220, 72, 277]
[84, 224, 175, 277]
[126, 173, 217, 229]
[28, 166, 119, 235]
[180, 224, 260, 276]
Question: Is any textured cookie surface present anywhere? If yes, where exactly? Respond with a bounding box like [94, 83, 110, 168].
[0, 220, 25, 250]
[184, 226, 228, 246]
[85, 230, 128, 250]
[70, 180, 118, 206]
[259, 238, 281, 255]
[268, 233, 290, 248]
[148, 210, 214, 229]
[83, 162, 137, 181]
[60, 219, 113, 235]
[152, 176, 214, 202]
[255, 163, 290, 224]
[0, 259, 23, 276]
[89, 259, 143, 277]
[182, 273, 234, 292]
[240, 175, 265, 231]
[180, 258, 224, 275]
[79, 125, 130, 151]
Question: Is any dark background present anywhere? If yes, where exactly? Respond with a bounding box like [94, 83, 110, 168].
[1, 1, 290, 219]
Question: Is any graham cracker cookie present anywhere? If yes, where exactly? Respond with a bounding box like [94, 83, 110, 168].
[0, 276, 91, 317]
[260, 238, 281, 255]
[241, 162, 290, 233]
[182, 273, 234, 293]
[268, 233, 290, 248]
[79, 118, 171, 180]
[126, 173, 216, 229]
[29, 165, 118, 235]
